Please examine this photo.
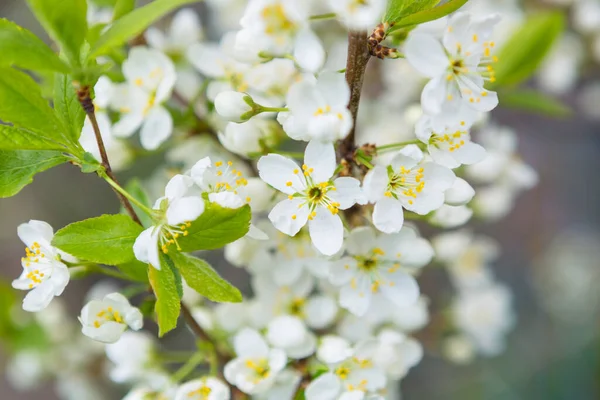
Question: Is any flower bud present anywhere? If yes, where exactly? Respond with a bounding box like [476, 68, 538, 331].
[444, 178, 475, 206]
[214, 91, 255, 123]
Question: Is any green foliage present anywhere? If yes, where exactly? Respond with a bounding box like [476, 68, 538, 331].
[0, 68, 72, 148]
[80, 152, 102, 173]
[53, 74, 86, 142]
[114, 0, 137, 21]
[25, 0, 88, 66]
[492, 12, 565, 87]
[149, 255, 182, 337]
[0, 150, 66, 198]
[89, 0, 199, 58]
[123, 179, 154, 227]
[0, 19, 70, 73]
[0, 125, 66, 152]
[388, 0, 469, 32]
[117, 260, 150, 283]
[177, 203, 251, 252]
[52, 214, 143, 265]
[171, 253, 242, 303]
[499, 90, 572, 117]
[385, 0, 440, 25]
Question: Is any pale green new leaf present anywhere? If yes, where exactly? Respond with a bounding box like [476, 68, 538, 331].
[492, 12, 564, 87]
[53, 74, 87, 142]
[385, 0, 440, 25]
[171, 253, 242, 303]
[25, 0, 88, 66]
[113, 0, 136, 21]
[0, 19, 70, 73]
[90, 0, 199, 58]
[499, 90, 572, 117]
[388, 0, 468, 32]
[0, 68, 69, 146]
[177, 203, 251, 252]
[52, 214, 143, 265]
[149, 255, 181, 337]
[0, 150, 66, 198]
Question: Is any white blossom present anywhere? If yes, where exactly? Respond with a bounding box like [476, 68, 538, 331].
[327, 0, 387, 30]
[363, 146, 455, 233]
[79, 293, 143, 344]
[405, 12, 500, 115]
[12, 220, 71, 312]
[175, 378, 230, 400]
[224, 328, 287, 394]
[258, 141, 363, 255]
[133, 174, 205, 269]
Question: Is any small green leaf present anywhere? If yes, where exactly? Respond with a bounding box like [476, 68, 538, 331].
[492, 12, 565, 87]
[499, 90, 572, 117]
[0, 19, 70, 73]
[0, 150, 66, 198]
[53, 74, 86, 142]
[25, 0, 88, 66]
[123, 179, 154, 227]
[0, 68, 70, 146]
[389, 0, 469, 32]
[117, 260, 149, 283]
[177, 203, 251, 252]
[52, 214, 143, 265]
[149, 255, 181, 337]
[80, 152, 102, 173]
[385, 0, 440, 25]
[90, 0, 199, 58]
[113, 0, 136, 21]
[171, 253, 242, 303]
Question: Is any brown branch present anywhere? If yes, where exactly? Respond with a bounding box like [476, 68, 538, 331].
[338, 30, 371, 170]
[77, 86, 142, 225]
[77, 85, 234, 387]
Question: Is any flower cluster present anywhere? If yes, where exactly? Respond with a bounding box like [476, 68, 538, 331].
[1, 0, 556, 399]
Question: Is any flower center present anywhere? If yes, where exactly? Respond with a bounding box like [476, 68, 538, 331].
[287, 297, 306, 317]
[22, 242, 47, 267]
[93, 306, 124, 328]
[245, 358, 270, 382]
[385, 165, 425, 205]
[431, 128, 469, 152]
[188, 385, 212, 399]
[262, 4, 296, 35]
[210, 161, 250, 202]
[160, 221, 191, 254]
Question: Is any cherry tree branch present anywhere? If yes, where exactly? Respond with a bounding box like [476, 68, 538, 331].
[337, 30, 371, 167]
[77, 85, 233, 387]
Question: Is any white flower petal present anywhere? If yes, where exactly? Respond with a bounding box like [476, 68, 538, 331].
[405, 33, 449, 78]
[233, 328, 269, 358]
[140, 106, 173, 150]
[167, 196, 205, 225]
[304, 140, 336, 183]
[373, 197, 404, 234]
[305, 373, 341, 400]
[268, 198, 310, 236]
[294, 28, 325, 73]
[258, 154, 304, 194]
[380, 272, 420, 308]
[308, 208, 343, 256]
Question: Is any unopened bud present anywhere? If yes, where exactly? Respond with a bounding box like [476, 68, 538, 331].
[214, 91, 256, 123]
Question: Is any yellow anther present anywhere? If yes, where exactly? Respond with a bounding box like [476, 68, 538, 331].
[293, 169, 299, 174]
[286, 181, 293, 186]
[215, 161, 223, 167]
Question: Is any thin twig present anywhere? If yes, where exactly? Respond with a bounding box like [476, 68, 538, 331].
[77, 86, 142, 225]
[76, 85, 233, 387]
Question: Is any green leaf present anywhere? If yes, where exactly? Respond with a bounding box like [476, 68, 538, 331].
[52, 214, 143, 265]
[492, 12, 565, 87]
[25, 0, 88, 66]
[53, 74, 86, 142]
[0, 68, 71, 146]
[117, 260, 149, 283]
[499, 90, 572, 117]
[149, 255, 181, 337]
[0, 19, 70, 73]
[0, 150, 66, 198]
[114, 0, 136, 21]
[177, 203, 251, 252]
[123, 179, 154, 227]
[171, 253, 242, 303]
[385, 0, 440, 25]
[389, 0, 469, 32]
[0, 125, 67, 151]
[80, 152, 102, 173]
[90, 0, 199, 58]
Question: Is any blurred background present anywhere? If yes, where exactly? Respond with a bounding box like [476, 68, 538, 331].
[1, 0, 600, 399]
